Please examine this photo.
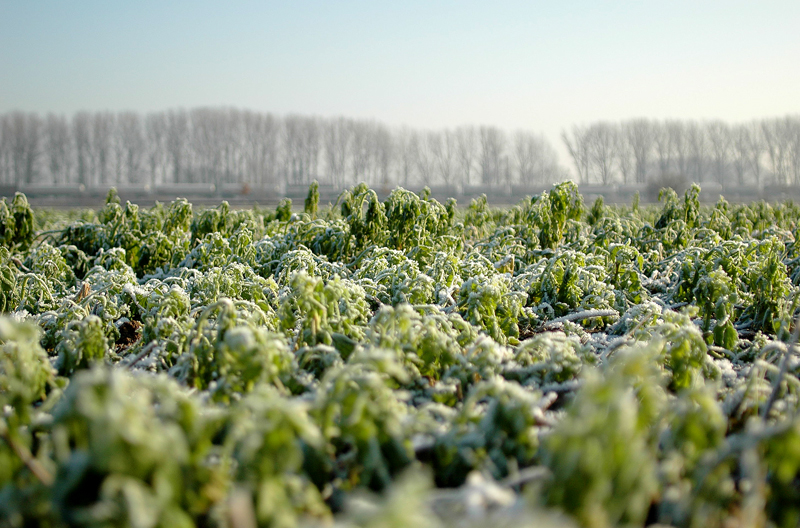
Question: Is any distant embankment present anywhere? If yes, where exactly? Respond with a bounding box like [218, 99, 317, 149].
[1, 182, 798, 208]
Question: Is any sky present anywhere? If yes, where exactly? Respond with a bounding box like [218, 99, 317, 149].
[1, 0, 799, 151]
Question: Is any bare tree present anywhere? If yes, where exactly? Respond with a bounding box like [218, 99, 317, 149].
[743, 121, 765, 188]
[27, 114, 44, 185]
[373, 123, 394, 190]
[762, 118, 791, 185]
[0, 115, 9, 185]
[706, 120, 732, 184]
[44, 114, 72, 185]
[455, 125, 476, 187]
[769, 116, 800, 185]
[261, 113, 280, 188]
[615, 126, 635, 184]
[323, 117, 350, 187]
[479, 126, 505, 186]
[667, 120, 690, 178]
[787, 117, 800, 185]
[110, 116, 125, 184]
[117, 112, 145, 184]
[242, 110, 279, 187]
[283, 115, 301, 185]
[687, 121, 708, 182]
[363, 122, 383, 184]
[587, 122, 616, 184]
[92, 112, 114, 185]
[7, 112, 42, 186]
[652, 121, 672, 176]
[413, 130, 436, 185]
[72, 112, 93, 187]
[191, 108, 227, 187]
[220, 109, 242, 185]
[349, 120, 372, 185]
[164, 109, 188, 184]
[731, 124, 750, 185]
[514, 131, 535, 185]
[538, 140, 564, 184]
[301, 116, 321, 184]
[624, 119, 653, 184]
[284, 114, 322, 185]
[515, 131, 560, 186]
[394, 127, 416, 187]
[429, 129, 457, 186]
[145, 112, 168, 188]
[562, 125, 591, 183]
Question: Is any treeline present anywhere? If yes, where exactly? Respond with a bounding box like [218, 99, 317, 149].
[0, 109, 564, 190]
[563, 117, 800, 187]
[1, 109, 798, 191]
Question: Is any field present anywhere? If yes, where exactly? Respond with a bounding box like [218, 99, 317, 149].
[2, 181, 800, 527]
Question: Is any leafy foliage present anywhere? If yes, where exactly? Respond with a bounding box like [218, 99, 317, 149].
[2, 181, 800, 527]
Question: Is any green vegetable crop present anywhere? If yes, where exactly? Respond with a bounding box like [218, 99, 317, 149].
[1, 182, 800, 527]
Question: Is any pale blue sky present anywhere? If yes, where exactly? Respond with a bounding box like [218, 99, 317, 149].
[1, 1, 798, 146]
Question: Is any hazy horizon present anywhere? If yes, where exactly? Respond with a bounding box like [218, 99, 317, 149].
[2, 0, 799, 154]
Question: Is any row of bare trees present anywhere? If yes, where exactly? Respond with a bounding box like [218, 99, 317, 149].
[3, 110, 796, 190]
[0, 108, 565, 190]
[562, 117, 800, 187]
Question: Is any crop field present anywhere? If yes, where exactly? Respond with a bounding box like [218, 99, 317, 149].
[3, 181, 800, 527]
